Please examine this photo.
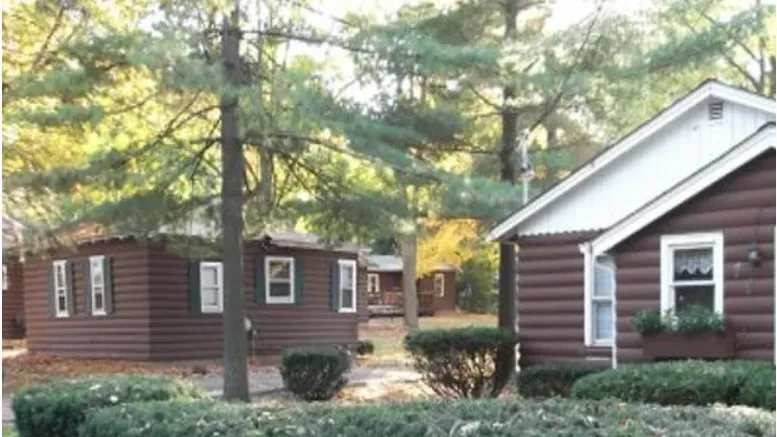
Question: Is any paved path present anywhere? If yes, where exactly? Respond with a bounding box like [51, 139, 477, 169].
[2, 366, 420, 427]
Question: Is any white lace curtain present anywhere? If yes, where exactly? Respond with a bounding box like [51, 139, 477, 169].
[674, 248, 713, 275]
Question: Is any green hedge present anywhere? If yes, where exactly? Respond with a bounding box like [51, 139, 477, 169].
[81, 397, 775, 437]
[516, 364, 601, 398]
[12, 374, 205, 437]
[571, 360, 775, 410]
[280, 346, 350, 401]
[404, 326, 518, 398]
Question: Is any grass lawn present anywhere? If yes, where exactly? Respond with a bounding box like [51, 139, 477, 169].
[359, 312, 497, 365]
[3, 425, 17, 436]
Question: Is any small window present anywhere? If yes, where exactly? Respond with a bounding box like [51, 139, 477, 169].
[433, 273, 445, 297]
[338, 259, 357, 313]
[200, 262, 223, 313]
[2, 265, 7, 291]
[265, 256, 294, 304]
[592, 256, 615, 344]
[53, 260, 69, 318]
[660, 233, 724, 315]
[367, 273, 380, 294]
[89, 255, 107, 315]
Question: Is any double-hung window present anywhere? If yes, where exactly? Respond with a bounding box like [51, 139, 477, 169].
[265, 256, 295, 304]
[200, 262, 224, 313]
[592, 256, 615, 344]
[433, 273, 445, 297]
[660, 233, 724, 315]
[338, 259, 357, 312]
[367, 273, 379, 294]
[89, 255, 107, 315]
[53, 260, 69, 317]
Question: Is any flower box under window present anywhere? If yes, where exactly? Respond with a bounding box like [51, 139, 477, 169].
[641, 330, 736, 360]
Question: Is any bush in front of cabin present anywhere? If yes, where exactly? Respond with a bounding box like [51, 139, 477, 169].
[356, 340, 375, 356]
[570, 360, 775, 410]
[12, 374, 205, 437]
[280, 346, 350, 401]
[81, 397, 775, 437]
[516, 363, 601, 398]
[403, 326, 518, 398]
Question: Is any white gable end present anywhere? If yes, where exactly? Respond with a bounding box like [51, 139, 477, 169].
[517, 98, 774, 236]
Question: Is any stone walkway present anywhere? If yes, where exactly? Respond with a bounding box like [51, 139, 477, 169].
[2, 366, 420, 427]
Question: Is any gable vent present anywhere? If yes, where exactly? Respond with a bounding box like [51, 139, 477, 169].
[708, 101, 724, 121]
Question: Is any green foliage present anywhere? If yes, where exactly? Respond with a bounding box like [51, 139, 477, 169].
[403, 326, 518, 398]
[632, 308, 666, 335]
[356, 340, 375, 356]
[516, 364, 601, 398]
[570, 360, 775, 410]
[11, 374, 205, 437]
[675, 306, 727, 334]
[633, 307, 727, 336]
[280, 346, 350, 401]
[457, 249, 498, 313]
[82, 397, 775, 437]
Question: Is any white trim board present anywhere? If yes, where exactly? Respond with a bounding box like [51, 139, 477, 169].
[488, 80, 775, 241]
[591, 125, 775, 255]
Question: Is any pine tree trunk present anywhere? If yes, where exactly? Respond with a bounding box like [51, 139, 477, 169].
[492, 0, 519, 397]
[220, 4, 249, 402]
[399, 233, 420, 331]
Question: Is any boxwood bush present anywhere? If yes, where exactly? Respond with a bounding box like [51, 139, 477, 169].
[81, 397, 775, 437]
[516, 363, 601, 398]
[12, 374, 205, 437]
[404, 326, 518, 398]
[356, 340, 375, 356]
[280, 346, 350, 401]
[570, 360, 775, 410]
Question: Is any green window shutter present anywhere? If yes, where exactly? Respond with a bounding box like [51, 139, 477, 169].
[188, 260, 201, 313]
[65, 261, 75, 315]
[83, 261, 92, 315]
[329, 261, 340, 312]
[255, 256, 265, 303]
[47, 264, 55, 317]
[104, 258, 114, 314]
[294, 258, 304, 305]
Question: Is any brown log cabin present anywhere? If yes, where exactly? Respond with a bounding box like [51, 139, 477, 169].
[23, 232, 367, 360]
[366, 255, 457, 316]
[489, 80, 776, 368]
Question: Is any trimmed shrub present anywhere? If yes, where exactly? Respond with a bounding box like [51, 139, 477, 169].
[12, 374, 204, 437]
[82, 397, 775, 437]
[571, 360, 775, 410]
[737, 363, 776, 410]
[516, 363, 601, 398]
[356, 340, 375, 356]
[674, 306, 726, 334]
[404, 326, 518, 398]
[280, 346, 350, 401]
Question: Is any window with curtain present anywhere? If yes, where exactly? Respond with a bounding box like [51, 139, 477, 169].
[199, 262, 223, 313]
[265, 256, 295, 304]
[660, 233, 723, 315]
[592, 256, 615, 344]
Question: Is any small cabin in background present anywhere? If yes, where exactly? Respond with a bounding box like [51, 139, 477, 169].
[366, 255, 457, 316]
[23, 231, 367, 361]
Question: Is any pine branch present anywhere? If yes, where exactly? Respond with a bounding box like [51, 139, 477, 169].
[30, 5, 66, 73]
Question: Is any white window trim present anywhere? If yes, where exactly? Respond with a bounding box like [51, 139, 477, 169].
[2, 264, 7, 291]
[265, 256, 295, 304]
[367, 273, 380, 294]
[434, 272, 445, 297]
[660, 232, 724, 315]
[591, 258, 615, 347]
[53, 260, 70, 318]
[338, 259, 357, 313]
[89, 255, 107, 316]
[581, 244, 615, 348]
[199, 261, 224, 313]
